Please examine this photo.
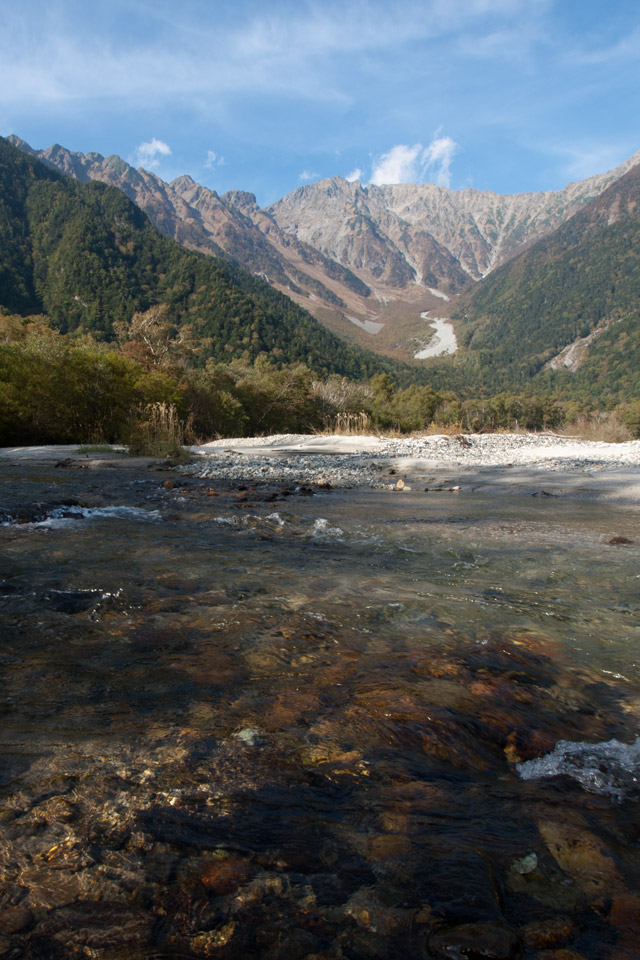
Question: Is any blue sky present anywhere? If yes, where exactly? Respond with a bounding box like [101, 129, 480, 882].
[2, 0, 640, 205]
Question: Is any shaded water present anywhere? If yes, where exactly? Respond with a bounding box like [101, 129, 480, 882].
[1, 461, 640, 958]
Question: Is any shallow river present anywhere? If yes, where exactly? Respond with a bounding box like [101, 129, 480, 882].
[1, 461, 639, 959]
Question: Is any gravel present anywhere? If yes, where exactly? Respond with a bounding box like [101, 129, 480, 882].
[182, 433, 640, 490]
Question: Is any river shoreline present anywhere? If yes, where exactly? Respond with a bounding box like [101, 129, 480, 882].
[3, 433, 639, 503]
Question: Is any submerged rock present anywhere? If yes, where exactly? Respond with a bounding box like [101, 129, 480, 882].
[518, 916, 577, 949]
[537, 818, 625, 899]
[0, 906, 33, 935]
[428, 922, 519, 959]
[198, 857, 256, 896]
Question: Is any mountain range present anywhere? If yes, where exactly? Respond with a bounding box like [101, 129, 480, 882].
[5, 134, 640, 402]
[11, 135, 639, 364]
[0, 136, 394, 381]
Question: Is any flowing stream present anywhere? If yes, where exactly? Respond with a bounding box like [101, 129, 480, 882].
[1, 459, 639, 958]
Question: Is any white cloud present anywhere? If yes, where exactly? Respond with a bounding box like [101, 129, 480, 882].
[345, 167, 363, 182]
[422, 135, 458, 187]
[133, 138, 171, 170]
[370, 144, 424, 185]
[369, 135, 458, 186]
[204, 149, 226, 169]
[299, 169, 320, 181]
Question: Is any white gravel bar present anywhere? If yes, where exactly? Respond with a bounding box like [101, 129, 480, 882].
[183, 433, 640, 502]
[1, 435, 638, 501]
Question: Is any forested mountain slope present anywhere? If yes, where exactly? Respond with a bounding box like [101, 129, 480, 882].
[0, 137, 393, 379]
[448, 163, 640, 400]
[8, 136, 372, 321]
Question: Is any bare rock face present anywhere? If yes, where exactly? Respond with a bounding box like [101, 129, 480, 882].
[8, 136, 363, 312]
[267, 150, 640, 285]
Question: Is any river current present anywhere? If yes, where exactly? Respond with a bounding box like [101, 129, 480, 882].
[1, 459, 639, 958]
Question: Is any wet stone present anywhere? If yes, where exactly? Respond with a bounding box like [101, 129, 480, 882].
[534, 951, 589, 960]
[506, 851, 583, 913]
[537, 818, 625, 900]
[607, 892, 640, 938]
[32, 795, 77, 824]
[21, 870, 85, 910]
[414, 854, 503, 926]
[0, 906, 33, 935]
[519, 916, 577, 949]
[188, 922, 237, 955]
[197, 857, 256, 896]
[262, 928, 327, 960]
[41, 589, 102, 613]
[428, 922, 519, 960]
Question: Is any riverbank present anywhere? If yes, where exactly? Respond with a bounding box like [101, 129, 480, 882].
[2, 433, 640, 502]
[185, 432, 640, 503]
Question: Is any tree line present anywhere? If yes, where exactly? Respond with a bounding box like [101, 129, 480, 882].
[4, 314, 638, 448]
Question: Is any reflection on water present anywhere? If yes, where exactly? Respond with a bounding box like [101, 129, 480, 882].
[1, 462, 640, 958]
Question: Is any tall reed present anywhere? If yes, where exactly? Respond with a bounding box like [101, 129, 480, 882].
[127, 402, 190, 458]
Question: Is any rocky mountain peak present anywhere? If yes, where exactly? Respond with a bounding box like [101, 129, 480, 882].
[7, 135, 33, 152]
[222, 190, 260, 213]
[267, 150, 640, 283]
[171, 176, 220, 204]
[171, 174, 197, 190]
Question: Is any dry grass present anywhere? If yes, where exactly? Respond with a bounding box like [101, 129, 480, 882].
[559, 414, 632, 443]
[323, 411, 373, 435]
[127, 403, 191, 458]
[419, 422, 467, 436]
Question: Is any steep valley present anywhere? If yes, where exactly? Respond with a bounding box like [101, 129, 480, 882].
[7, 134, 640, 396]
[11, 134, 640, 366]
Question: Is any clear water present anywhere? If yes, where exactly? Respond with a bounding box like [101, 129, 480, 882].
[1, 462, 640, 958]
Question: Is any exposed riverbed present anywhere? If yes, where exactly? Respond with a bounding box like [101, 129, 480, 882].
[414, 312, 458, 359]
[1, 451, 640, 958]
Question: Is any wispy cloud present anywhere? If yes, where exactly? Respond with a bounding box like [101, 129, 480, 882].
[299, 169, 320, 181]
[205, 149, 225, 169]
[562, 25, 640, 68]
[422, 135, 458, 187]
[369, 135, 458, 186]
[0, 0, 637, 202]
[345, 167, 363, 183]
[549, 141, 635, 182]
[0, 0, 545, 110]
[133, 137, 171, 169]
